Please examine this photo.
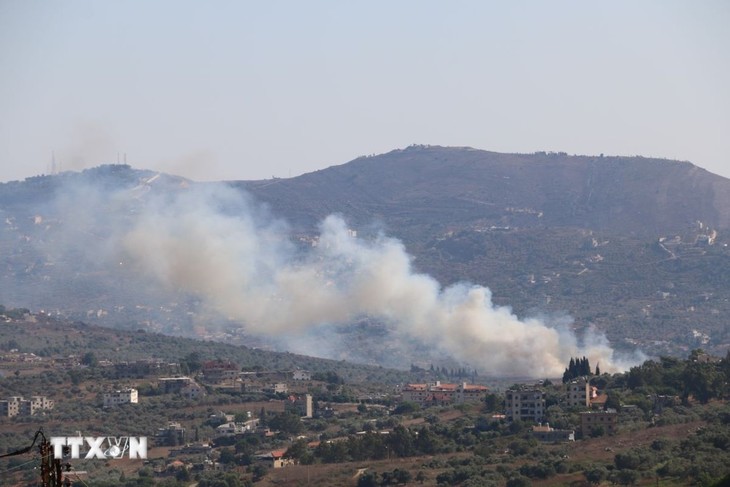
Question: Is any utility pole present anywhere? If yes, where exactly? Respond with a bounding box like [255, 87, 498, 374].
[38, 434, 65, 487]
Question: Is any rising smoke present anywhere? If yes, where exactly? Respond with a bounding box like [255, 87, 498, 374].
[115, 182, 641, 378]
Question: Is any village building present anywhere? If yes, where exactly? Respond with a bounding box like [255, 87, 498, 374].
[263, 382, 288, 394]
[580, 409, 618, 437]
[159, 377, 204, 398]
[505, 388, 546, 422]
[114, 359, 180, 378]
[255, 449, 295, 468]
[103, 388, 138, 408]
[531, 423, 575, 442]
[0, 396, 54, 417]
[292, 370, 311, 381]
[401, 381, 488, 407]
[202, 360, 239, 385]
[180, 381, 205, 399]
[155, 422, 186, 446]
[565, 377, 595, 408]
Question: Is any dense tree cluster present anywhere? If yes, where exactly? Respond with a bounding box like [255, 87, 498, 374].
[562, 356, 592, 383]
[624, 349, 730, 403]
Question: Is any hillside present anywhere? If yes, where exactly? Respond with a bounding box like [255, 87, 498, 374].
[239, 146, 730, 235]
[1, 147, 729, 368]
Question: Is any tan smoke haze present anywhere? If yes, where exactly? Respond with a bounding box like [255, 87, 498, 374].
[118, 183, 643, 378]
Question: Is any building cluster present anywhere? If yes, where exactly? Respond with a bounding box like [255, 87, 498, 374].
[500, 376, 619, 442]
[401, 381, 489, 406]
[0, 395, 54, 417]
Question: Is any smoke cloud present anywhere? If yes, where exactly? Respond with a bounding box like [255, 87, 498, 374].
[117, 182, 641, 378]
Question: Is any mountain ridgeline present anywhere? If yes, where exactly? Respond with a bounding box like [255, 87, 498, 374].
[1, 146, 729, 369]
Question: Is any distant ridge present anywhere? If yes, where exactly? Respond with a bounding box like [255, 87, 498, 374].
[1, 146, 729, 363]
[239, 146, 730, 236]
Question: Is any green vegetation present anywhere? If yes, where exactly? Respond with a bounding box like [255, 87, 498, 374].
[1, 308, 729, 486]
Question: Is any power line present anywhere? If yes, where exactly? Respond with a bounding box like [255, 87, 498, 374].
[0, 456, 37, 475]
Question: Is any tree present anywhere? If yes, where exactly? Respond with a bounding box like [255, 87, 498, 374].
[584, 466, 607, 484]
[357, 472, 379, 487]
[682, 360, 724, 404]
[284, 439, 308, 461]
[484, 393, 502, 413]
[81, 352, 98, 367]
[218, 447, 235, 464]
[181, 352, 202, 374]
[267, 412, 303, 435]
[393, 401, 420, 415]
[251, 464, 268, 482]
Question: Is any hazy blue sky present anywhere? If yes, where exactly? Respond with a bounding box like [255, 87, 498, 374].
[1, 1, 729, 182]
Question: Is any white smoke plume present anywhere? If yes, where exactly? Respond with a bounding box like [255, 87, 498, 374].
[118, 183, 640, 378]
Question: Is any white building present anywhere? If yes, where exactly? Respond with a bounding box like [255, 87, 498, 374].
[103, 388, 138, 408]
[292, 370, 311, 381]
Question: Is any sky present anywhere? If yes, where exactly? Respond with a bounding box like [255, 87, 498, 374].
[1, 1, 729, 183]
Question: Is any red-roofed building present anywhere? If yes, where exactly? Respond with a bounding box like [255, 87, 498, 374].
[255, 449, 295, 468]
[401, 381, 488, 407]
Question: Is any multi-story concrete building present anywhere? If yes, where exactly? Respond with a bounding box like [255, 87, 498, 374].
[103, 388, 138, 408]
[202, 360, 239, 385]
[401, 381, 489, 407]
[565, 377, 592, 408]
[580, 409, 618, 437]
[505, 388, 546, 422]
[159, 377, 198, 394]
[0, 396, 54, 417]
[155, 422, 186, 446]
[292, 370, 311, 381]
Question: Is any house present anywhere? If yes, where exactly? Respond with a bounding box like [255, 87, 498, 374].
[159, 377, 204, 398]
[531, 423, 575, 442]
[505, 388, 546, 422]
[216, 422, 244, 436]
[215, 419, 260, 437]
[580, 409, 618, 437]
[159, 376, 194, 393]
[181, 382, 205, 399]
[456, 383, 490, 404]
[202, 360, 239, 385]
[292, 370, 311, 381]
[103, 388, 138, 408]
[401, 381, 488, 407]
[285, 394, 313, 418]
[169, 443, 213, 457]
[565, 377, 592, 408]
[268, 383, 288, 394]
[156, 422, 186, 446]
[0, 396, 54, 417]
[255, 449, 295, 468]
[114, 359, 180, 378]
